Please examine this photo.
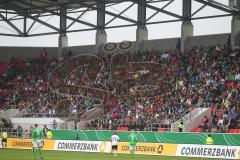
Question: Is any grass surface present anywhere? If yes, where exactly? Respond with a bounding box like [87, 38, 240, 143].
[0, 149, 220, 160]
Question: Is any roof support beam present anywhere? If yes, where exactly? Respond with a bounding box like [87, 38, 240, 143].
[0, 33, 21, 36]
[95, 0, 107, 53]
[0, 2, 60, 32]
[138, 0, 147, 29]
[0, 12, 23, 35]
[106, 2, 135, 26]
[60, 6, 67, 35]
[194, 0, 240, 15]
[11, 0, 97, 28]
[131, 0, 182, 19]
[27, 14, 41, 34]
[81, 1, 137, 24]
[136, 0, 148, 51]
[147, 0, 174, 22]
[66, 7, 89, 30]
[23, 15, 27, 35]
[183, 0, 192, 23]
[191, 4, 206, 17]
[97, 0, 106, 30]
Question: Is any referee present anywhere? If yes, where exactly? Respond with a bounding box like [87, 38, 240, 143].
[1, 132, 8, 148]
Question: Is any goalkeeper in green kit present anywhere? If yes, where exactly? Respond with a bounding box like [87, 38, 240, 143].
[128, 130, 137, 158]
[32, 124, 44, 160]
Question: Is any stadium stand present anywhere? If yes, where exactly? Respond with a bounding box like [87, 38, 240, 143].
[0, 44, 239, 133]
[83, 45, 239, 132]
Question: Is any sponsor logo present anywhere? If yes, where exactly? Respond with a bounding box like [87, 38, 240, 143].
[0, 138, 2, 148]
[117, 142, 176, 156]
[6, 138, 54, 150]
[12, 141, 32, 147]
[238, 149, 240, 159]
[57, 142, 98, 151]
[180, 147, 236, 157]
[157, 144, 163, 154]
[54, 140, 111, 153]
[120, 144, 163, 153]
[176, 144, 240, 159]
[99, 141, 106, 152]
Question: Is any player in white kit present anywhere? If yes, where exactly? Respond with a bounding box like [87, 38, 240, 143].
[111, 131, 120, 157]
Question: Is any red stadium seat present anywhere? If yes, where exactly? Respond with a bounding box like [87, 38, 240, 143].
[233, 129, 238, 133]
[158, 128, 166, 132]
[191, 128, 198, 132]
[233, 129, 240, 134]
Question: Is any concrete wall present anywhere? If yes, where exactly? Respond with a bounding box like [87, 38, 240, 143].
[0, 47, 58, 62]
[11, 117, 64, 130]
[0, 33, 230, 63]
[145, 38, 178, 50]
[68, 44, 95, 55]
[0, 109, 19, 121]
[144, 33, 229, 51]
[188, 33, 229, 47]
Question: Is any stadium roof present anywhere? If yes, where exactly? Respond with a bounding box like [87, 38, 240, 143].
[0, 0, 239, 37]
[0, 0, 126, 12]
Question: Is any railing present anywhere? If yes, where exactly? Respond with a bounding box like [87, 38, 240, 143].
[149, 123, 171, 131]
[173, 108, 192, 123]
[0, 128, 30, 139]
[14, 113, 69, 118]
[171, 107, 210, 132]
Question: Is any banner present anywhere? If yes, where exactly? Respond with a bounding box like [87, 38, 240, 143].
[0, 138, 2, 148]
[117, 142, 177, 156]
[54, 140, 111, 153]
[176, 144, 240, 159]
[4, 138, 240, 159]
[51, 130, 240, 146]
[6, 138, 54, 150]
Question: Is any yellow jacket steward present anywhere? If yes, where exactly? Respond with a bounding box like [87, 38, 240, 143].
[178, 121, 183, 128]
[2, 132, 8, 139]
[206, 137, 214, 144]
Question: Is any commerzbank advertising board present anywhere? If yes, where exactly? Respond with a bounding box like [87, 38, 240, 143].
[53, 140, 111, 153]
[176, 144, 240, 159]
[4, 138, 240, 159]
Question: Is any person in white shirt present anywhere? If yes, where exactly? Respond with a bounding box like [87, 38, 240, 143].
[111, 131, 120, 157]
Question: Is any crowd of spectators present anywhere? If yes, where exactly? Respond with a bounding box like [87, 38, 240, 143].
[86, 45, 240, 132]
[0, 44, 240, 133]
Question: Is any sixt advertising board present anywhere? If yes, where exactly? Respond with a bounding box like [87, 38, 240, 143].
[53, 140, 111, 153]
[176, 144, 240, 159]
[117, 142, 177, 156]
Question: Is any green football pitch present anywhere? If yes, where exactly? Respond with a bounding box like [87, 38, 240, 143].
[0, 149, 220, 160]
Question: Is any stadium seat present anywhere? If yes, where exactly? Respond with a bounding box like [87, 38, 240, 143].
[234, 129, 240, 133]
[232, 129, 237, 133]
[191, 128, 202, 133]
[157, 128, 166, 132]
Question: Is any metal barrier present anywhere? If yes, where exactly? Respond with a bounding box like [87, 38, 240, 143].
[149, 123, 171, 131]
[14, 113, 69, 118]
[0, 128, 30, 138]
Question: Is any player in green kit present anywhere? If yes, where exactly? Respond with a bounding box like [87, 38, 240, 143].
[128, 130, 137, 158]
[32, 124, 44, 160]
